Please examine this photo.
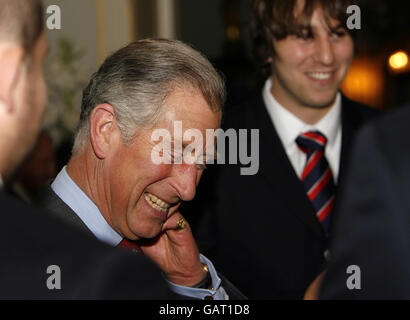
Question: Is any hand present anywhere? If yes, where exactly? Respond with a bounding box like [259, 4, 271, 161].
[304, 271, 325, 300]
[138, 211, 207, 287]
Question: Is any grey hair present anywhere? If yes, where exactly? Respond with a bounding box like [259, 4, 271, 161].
[72, 38, 225, 154]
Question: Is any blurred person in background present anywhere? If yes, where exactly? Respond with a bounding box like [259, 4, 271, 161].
[9, 130, 57, 203]
[0, 0, 181, 299]
[319, 104, 410, 299]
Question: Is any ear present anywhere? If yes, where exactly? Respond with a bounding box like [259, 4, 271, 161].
[0, 44, 25, 112]
[89, 103, 119, 159]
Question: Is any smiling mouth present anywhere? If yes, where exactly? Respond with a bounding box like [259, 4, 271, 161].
[306, 71, 334, 80]
[144, 192, 171, 212]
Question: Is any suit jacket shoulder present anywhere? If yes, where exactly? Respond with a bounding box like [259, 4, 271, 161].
[0, 190, 174, 299]
[338, 95, 381, 183]
[320, 105, 410, 299]
[35, 184, 94, 238]
[341, 95, 380, 126]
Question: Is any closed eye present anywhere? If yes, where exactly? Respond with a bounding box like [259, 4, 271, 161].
[294, 27, 314, 41]
[330, 26, 348, 37]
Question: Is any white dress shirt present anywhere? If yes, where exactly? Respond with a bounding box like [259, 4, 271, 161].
[51, 166, 228, 299]
[262, 77, 342, 182]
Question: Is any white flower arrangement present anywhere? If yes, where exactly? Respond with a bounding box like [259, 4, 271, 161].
[42, 37, 89, 147]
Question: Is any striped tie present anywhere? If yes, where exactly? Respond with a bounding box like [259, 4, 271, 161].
[296, 131, 335, 234]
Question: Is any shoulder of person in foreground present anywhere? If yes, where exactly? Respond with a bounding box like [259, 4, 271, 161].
[320, 105, 410, 299]
[0, 191, 176, 299]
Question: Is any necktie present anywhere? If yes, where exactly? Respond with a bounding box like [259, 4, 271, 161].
[117, 238, 141, 252]
[296, 131, 335, 234]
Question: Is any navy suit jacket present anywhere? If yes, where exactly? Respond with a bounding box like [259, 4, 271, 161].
[35, 185, 247, 300]
[320, 105, 410, 299]
[185, 92, 379, 299]
[0, 190, 175, 299]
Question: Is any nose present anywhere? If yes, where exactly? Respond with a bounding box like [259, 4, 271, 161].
[313, 35, 335, 66]
[170, 164, 199, 201]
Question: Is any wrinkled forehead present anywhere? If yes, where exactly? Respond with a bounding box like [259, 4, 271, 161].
[162, 86, 221, 125]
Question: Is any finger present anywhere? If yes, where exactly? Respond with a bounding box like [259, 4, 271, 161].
[304, 271, 326, 300]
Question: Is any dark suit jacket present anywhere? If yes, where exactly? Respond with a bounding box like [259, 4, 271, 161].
[0, 190, 175, 299]
[320, 105, 410, 299]
[36, 185, 246, 300]
[185, 92, 379, 299]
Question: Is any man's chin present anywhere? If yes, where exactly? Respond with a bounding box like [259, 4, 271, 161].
[305, 94, 338, 110]
[130, 224, 163, 241]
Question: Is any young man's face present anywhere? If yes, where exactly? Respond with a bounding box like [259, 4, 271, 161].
[271, 4, 353, 114]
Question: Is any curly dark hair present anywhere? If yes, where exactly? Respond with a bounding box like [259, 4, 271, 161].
[250, 0, 357, 75]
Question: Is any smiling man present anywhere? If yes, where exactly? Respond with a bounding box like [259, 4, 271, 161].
[37, 39, 244, 299]
[189, 0, 380, 299]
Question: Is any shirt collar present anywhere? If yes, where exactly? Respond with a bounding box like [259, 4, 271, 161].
[263, 77, 342, 149]
[51, 166, 123, 246]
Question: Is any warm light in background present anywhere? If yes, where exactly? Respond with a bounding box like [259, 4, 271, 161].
[226, 25, 240, 41]
[341, 58, 384, 109]
[389, 51, 409, 71]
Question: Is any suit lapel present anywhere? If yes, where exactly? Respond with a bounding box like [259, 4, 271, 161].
[253, 94, 325, 238]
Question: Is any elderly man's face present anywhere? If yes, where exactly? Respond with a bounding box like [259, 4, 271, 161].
[104, 87, 221, 240]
